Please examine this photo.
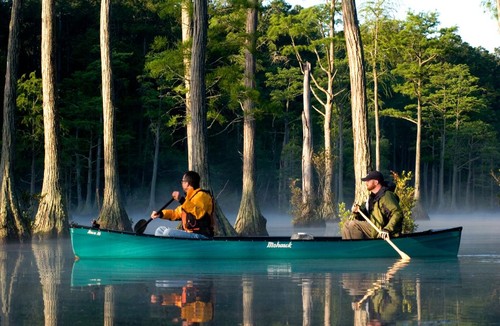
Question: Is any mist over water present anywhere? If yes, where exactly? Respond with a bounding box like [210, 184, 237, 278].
[425, 213, 500, 256]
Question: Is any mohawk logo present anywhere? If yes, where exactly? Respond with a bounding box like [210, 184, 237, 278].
[267, 241, 292, 249]
[87, 229, 101, 236]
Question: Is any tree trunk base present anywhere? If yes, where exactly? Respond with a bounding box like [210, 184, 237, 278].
[33, 196, 69, 238]
[412, 201, 430, 220]
[292, 206, 325, 227]
[98, 201, 132, 231]
[292, 219, 326, 228]
[214, 203, 237, 236]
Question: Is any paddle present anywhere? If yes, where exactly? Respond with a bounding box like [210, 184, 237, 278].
[134, 198, 175, 235]
[356, 208, 411, 261]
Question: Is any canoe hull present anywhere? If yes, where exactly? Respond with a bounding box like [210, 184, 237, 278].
[70, 226, 462, 260]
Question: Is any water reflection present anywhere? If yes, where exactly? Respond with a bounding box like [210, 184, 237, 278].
[150, 280, 214, 325]
[242, 276, 253, 326]
[69, 258, 463, 325]
[1, 235, 498, 324]
[104, 285, 115, 326]
[301, 278, 312, 326]
[342, 259, 409, 325]
[32, 239, 65, 326]
[0, 244, 24, 325]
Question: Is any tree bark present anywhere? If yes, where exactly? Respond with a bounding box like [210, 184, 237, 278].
[497, 0, 500, 30]
[278, 110, 291, 210]
[336, 110, 345, 203]
[182, 0, 193, 166]
[414, 88, 422, 202]
[294, 61, 315, 226]
[235, 0, 268, 236]
[97, 0, 131, 230]
[438, 120, 446, 209]
[320, 0, 336, 221]
[372, 40, 381, 171]
[94, 128, 102, 210]
[302, 62, 314, 208]
[0, 0, 30, 241]
[342, 0, 371, 204]
[75, 131, 84, 212]
[189, 0, 236, 236]
[83, 136, 94, 214]
[189, 0, 208, 178]
[33, 0, 69, 237]
[148, 121, 160, 210]
[412, 81, 429, 220]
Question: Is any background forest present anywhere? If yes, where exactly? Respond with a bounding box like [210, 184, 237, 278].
[0, 0, 499, 230]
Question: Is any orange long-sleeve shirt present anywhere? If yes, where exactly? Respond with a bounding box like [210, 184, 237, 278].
[160, 188, 213, 222]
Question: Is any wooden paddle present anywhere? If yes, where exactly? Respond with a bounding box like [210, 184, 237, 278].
[357, 209, 411, 261]
[134, 197, 175, 235]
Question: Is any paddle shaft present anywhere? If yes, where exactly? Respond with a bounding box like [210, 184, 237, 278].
[135, 197, 175, 234]
[156, 197, 175, 213]
[357, 209, 411, 260]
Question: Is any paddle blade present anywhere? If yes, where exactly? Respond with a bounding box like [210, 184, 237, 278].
[134, 218, 150, 234]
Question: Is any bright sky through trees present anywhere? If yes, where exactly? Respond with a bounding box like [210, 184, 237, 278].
[283, 0, 499, 53]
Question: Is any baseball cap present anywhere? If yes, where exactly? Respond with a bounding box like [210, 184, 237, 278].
[361, 171, 384, 182]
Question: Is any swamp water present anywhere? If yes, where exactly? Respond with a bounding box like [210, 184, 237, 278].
[1, 213, 499, 325]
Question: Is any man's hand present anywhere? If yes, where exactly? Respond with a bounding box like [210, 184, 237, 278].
[351, 203, 359, 213]
[151, 211, 162, 219]
[172, 191, 181, 201]
[172, 191, 185, 204]
[379, 230, 390, 240]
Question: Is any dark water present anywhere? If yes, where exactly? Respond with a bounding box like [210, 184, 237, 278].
[1, 213, 499, 325]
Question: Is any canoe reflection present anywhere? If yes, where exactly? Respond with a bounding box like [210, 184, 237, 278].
[71, 258, 460, 325]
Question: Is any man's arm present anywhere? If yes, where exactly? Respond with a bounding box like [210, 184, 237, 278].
[181, 191, 212, 220]
[381, 192, 403, 234]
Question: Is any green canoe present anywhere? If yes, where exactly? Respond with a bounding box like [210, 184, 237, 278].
[70, 225, 462, 260]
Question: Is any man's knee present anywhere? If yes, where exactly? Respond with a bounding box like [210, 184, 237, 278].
[342, 221, 353, 239]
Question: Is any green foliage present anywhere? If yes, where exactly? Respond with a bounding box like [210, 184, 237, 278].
[1, 0, 498, 217]
[16, 72, 44, 143]
[265, 67, 302, 107]
[288, 179, 308, 223]
[392, 12, 443, 102]
[337, 202, 351, 232]
[391, 171, 417, 233]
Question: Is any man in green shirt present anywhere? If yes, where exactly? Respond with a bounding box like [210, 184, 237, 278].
[342, 171, 403, 240]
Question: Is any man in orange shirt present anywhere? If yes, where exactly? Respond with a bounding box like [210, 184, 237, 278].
[151, 171, 214, 239]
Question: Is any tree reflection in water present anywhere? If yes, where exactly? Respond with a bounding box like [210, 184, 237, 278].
[104, 285, 115, 326]
[3, 245, 494, 325]
[32, 239, 64, 326]
[0, 245, 24, 325]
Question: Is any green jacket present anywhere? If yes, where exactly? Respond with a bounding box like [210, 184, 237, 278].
[356, 187, 403, 238]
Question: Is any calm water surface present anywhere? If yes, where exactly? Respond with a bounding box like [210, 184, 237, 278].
[1, 213, 499, 325]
